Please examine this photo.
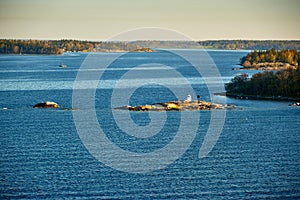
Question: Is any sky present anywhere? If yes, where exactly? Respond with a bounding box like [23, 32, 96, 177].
[0, 0, 299, 41]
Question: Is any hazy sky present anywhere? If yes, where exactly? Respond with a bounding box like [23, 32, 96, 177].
[0, 0, 299, 40]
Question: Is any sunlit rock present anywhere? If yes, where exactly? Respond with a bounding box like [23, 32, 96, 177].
[33, 101, 60, 108]
[115, 100, 235, 111]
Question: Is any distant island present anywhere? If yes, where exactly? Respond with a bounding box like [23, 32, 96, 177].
[225, 66, 300, 101]
[238, 48, 299, 70]
[115, 100, 234, 111]
[1, 39, 300, 55]
[130, 47, 155, 52]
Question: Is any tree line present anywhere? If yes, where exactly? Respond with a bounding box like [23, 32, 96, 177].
[0, 39, 64, 54]
[0, 39, 141, 54]
[1, 39, 300, 54]
[131, 40, 300, 50]
[198, 40, 300, 50]
[225, 66, 300, 99]
[240, 48, 300, 67]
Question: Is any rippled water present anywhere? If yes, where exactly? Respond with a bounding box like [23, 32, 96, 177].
[0, 50, 299, 199]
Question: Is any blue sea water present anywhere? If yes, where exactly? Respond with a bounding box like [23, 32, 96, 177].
[0, 50, 299, 199]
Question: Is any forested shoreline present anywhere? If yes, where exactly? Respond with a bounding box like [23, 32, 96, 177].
[240, 48, 300, 69]
[225, 66, 300, 100]
[1, 39, 300, 55]
[0, 39, 141, 54]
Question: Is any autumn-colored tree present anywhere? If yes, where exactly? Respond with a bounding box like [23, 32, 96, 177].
[241, 49, 300, 67]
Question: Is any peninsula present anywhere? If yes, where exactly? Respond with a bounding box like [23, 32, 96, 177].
[0, 39, 143, 54]
[225, 66, 300, 101]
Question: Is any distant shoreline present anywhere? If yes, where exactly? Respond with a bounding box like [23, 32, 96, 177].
[1, 39, 300, 55]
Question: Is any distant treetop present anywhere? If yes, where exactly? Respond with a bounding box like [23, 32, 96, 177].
[197, 40, 300, 50]
[130, 40, 300, 50]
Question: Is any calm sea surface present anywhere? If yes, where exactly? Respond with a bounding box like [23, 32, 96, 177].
[0, 50, 299, 199]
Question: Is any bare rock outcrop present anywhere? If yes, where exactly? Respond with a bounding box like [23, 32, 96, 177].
[33, 101, 60, 108]
[115, 100, 234, 111]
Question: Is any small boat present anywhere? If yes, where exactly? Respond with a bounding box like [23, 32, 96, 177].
[59, 64, 67, 68]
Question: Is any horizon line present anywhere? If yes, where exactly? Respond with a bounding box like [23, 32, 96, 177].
[1, 38, 300, 42]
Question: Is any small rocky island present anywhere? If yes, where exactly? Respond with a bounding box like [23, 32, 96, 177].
[33, 101, 60, 108]
[131, 47, 155, 52]
[115, 99, 234, 111]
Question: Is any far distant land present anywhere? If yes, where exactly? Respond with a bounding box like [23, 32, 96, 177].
[0, 39, 300, 55]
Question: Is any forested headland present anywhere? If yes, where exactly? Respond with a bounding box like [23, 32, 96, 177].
[0, 39, 141, 54]
[1, 39, 300, 55]
[225, 66, 300, 101]
[240, 49, 300, 70]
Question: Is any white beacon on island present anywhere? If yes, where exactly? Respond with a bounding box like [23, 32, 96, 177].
[186, 95, 192, 102]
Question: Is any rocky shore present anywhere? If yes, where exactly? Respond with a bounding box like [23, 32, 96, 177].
[289, 102, 300, 106]
[234, 61, 297, 71]
[216, 92, 300, 102]
[115, 100, 235, 111]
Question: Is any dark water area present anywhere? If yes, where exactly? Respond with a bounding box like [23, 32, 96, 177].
[0, 50, 299, 199]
